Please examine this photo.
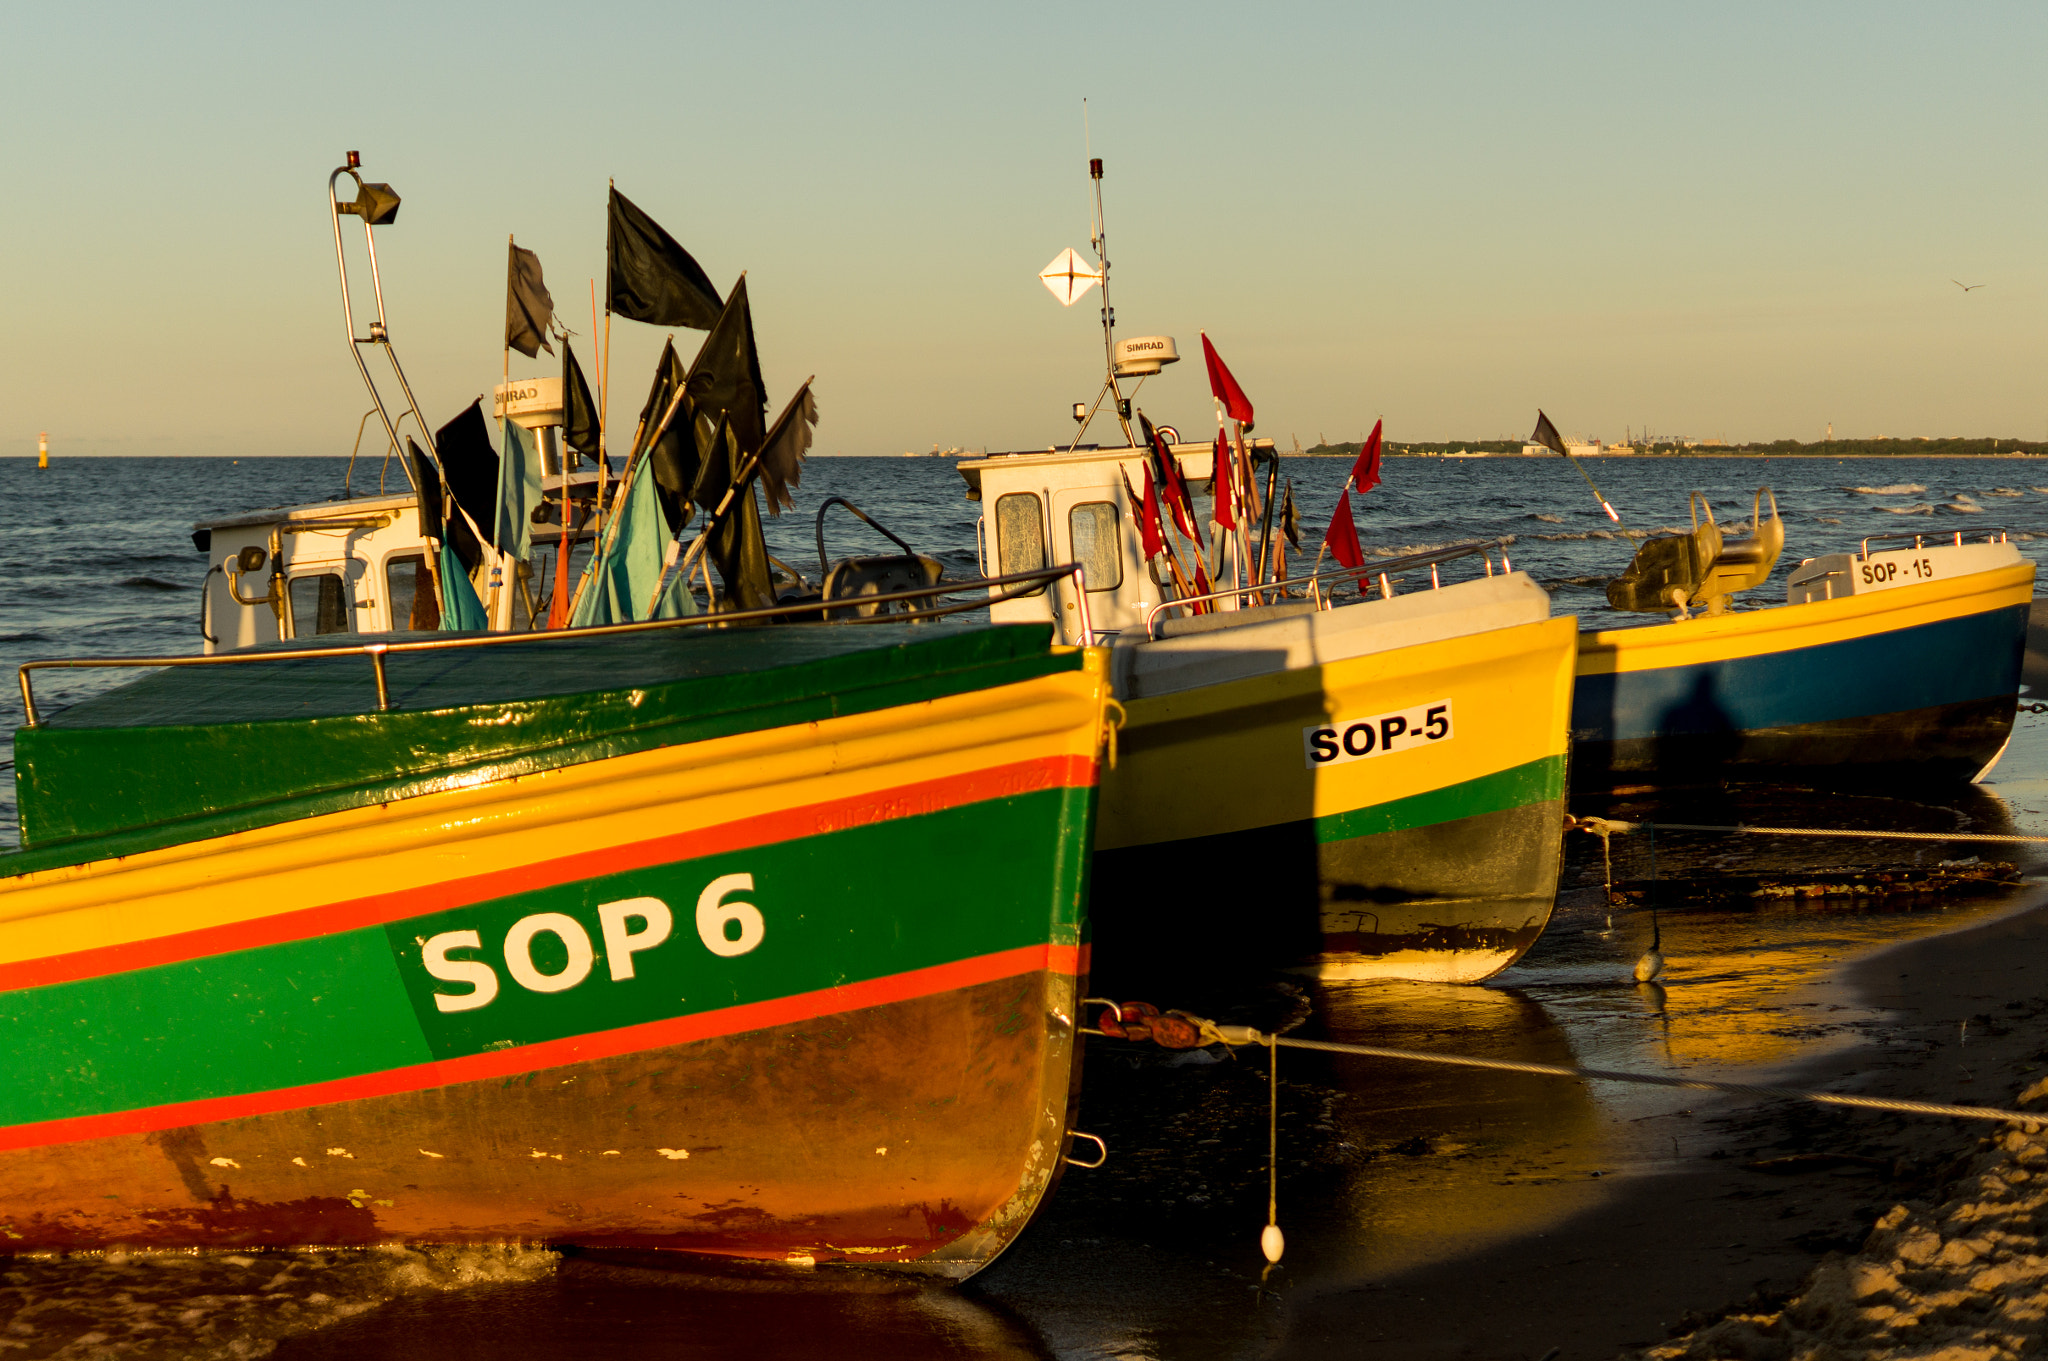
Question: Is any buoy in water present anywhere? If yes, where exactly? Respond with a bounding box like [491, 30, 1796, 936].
[1260, 1222, 1285, 1264]
[37, 432, 49, 469]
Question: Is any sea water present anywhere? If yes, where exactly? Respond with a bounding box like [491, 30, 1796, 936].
[3, 453, 2047, 1358]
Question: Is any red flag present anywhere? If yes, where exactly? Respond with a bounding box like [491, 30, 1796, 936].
[1211, 429, 1236, 531]
[1201, 333, 1254, 429]
[1350, 419, 1384, 495]
[1120, 464, 1165, 559]
[1155, 436, 1201, 542]
[1323, 489, 1364, 569]
[1194, 558, 1213, 598]
[546, 532, 574, 628]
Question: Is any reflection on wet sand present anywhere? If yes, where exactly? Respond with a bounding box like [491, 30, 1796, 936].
[276, 1257, 1052, 1361]
[1282, 980, 1613, 1283]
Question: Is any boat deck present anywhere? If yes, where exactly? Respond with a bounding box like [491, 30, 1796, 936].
[9, 622, 1073, 868]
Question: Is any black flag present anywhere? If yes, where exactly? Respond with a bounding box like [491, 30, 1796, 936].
[505, 242, 554, 357]
[689, 415, 778, 612]
[1280, 478, 1301, 551]
[435, 401, 498, 568]
[684, 276, 769, 473]
[754, 381, 819, 515]
[563, 340, 601, 457]
[1530, 410, 1569, 457]
[607, 187, 722, 329]
[636, 340, 698, 535]
[409, 439, 443, 539]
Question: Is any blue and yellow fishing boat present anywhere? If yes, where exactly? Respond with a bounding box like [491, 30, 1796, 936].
[0, 616, 1110, 1272]
[1572, 493, 2035, 787]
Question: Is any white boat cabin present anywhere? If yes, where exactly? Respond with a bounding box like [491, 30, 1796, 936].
[959, 439, 1274, 645]
[193, 377, 603, 654]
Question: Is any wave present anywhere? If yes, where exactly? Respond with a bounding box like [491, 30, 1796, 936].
[0, 632, 48, 644]
[1985, 488, 2025, 497]
[1881, 504, 1935, 516]
[1536, 530, 1618, 541]
[1848, 483, 1926, 495]
[1939, 501, 1984, 514]
[1544, 575, 1611, 589]
[1815, 516, 1844, 525]
[1528, 513, 1565, 523]
[116, 575, 186, 590]
[1365, 535, 1514, 558]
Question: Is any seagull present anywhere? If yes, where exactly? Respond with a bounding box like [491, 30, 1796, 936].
[1953, 279, 1987, 292]
[1634, 912, 1665, 983]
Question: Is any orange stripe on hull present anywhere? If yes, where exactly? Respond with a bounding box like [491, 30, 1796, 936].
[0, 941, 1085, 1154]
[0, 754, 1094, 992]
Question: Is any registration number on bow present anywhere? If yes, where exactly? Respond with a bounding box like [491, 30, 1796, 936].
[1304, 700, 1453, 769]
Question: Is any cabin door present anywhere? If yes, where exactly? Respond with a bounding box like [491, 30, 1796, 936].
[1049, 484, 1149, 641]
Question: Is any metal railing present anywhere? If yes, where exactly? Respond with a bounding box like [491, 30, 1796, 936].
[18, 565, 1090, 729]
[1143, 539, 1514, 640]
[1858, 529, 2010, 558]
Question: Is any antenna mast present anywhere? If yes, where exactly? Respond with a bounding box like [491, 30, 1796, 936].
[1087, 156, 1135, 446]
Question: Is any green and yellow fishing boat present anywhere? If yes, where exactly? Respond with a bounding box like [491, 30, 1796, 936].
[0, 617, 1110, 1274]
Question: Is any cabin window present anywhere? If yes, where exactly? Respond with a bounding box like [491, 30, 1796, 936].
[994, 493, 1048, 596]
[386, 554, 440, 631]
[288, 572, 353, 636]
[1067, 501, 1124, 592]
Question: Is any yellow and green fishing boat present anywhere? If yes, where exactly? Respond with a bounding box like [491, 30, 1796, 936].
[961, 440, 1578, 985]
[0, 614, 1110, 1274]
[950, 154, 1579, 986]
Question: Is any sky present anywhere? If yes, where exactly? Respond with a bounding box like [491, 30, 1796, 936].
[5, 1, 2048, 458]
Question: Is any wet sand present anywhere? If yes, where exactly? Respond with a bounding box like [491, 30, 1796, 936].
[1274, 888, 2048, 1361]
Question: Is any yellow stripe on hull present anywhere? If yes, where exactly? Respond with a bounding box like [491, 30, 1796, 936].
[1099, 616, 1577, 850]
[1576, 562, 2035, 677]
[0, 660, 1111, 973]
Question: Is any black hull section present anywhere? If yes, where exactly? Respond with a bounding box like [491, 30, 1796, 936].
[1571, 694, 2017, 792]
[1090, 798, 1564, 988]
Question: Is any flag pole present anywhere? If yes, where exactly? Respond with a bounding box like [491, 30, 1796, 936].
[1233, 422, 1261, 599]
[497, 236, 514, 630]
[599, 183, 615, 548]
[1256, 440, 1285, 586]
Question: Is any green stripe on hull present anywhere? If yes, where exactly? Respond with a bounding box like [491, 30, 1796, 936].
[1312, 755, 1566, 846]
[0, 786, 1090, 1129]
[7, 624, 1072, 871]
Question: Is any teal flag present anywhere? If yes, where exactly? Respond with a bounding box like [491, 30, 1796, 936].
[438, 542, 488, 631]
[496, 420, 543, 562]
[650, 549, 699, 620]
[570, 461, 676, 626]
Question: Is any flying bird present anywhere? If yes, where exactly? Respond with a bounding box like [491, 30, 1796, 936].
[1953, 279, 1987, 292]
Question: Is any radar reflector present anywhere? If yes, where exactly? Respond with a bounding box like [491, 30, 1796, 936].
[1040, 248, 1102, 306]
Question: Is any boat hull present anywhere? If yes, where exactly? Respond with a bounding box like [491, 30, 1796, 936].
[1572, 564, 2034, 789]
[0, 652, 1107, 1277]
[1094, 602, 1577, 985]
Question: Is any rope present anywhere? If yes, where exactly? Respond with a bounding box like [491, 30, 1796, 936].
[1570, 816, 2048, 847]
[1184, 1022, 2042, 1127]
